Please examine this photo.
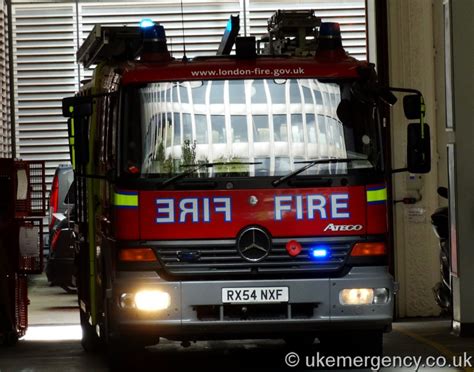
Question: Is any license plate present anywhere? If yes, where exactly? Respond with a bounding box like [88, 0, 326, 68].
[222, 287, 289, 304]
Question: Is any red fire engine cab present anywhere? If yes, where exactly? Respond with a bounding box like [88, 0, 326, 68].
[62, 10, 430, 357]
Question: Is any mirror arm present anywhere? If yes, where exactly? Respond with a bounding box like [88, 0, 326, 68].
[387, 87, 422, 96]
[391, 167, 408, 174]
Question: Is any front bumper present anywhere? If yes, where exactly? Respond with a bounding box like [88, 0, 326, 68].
[111, 266, 394, 339]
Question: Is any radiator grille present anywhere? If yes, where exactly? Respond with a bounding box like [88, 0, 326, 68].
[155, 238, 352, 277]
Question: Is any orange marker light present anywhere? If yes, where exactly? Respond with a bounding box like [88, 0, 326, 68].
[119, 248, 157, 262]
[351, 242, 386, 257]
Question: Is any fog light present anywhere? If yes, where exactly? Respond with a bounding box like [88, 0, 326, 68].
[339, 288, 374, 305]
[134, 290, 170, 311]
[119, 293, 135, 309]
[373, 288, 389, 304]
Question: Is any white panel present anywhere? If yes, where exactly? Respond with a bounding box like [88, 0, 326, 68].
[12, 2, 78, 178]
[0, 0, 11, 157]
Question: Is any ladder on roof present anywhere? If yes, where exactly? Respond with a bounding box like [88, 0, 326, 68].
[77, 25, 144, 68]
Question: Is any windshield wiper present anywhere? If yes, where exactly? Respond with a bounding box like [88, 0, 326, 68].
[272, 158, 369, 187]
[161, 161, 262, 188]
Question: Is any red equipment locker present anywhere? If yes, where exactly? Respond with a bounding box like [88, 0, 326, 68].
[0, 158, 45, 345]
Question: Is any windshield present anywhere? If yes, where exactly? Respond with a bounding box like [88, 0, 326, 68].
[121, 78, 382, 178]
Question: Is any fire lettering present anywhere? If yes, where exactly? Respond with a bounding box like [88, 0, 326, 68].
[274, 194, 350, 221]
[155, 197, 232, 224]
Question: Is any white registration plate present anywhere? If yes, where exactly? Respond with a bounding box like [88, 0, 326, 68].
[222, 287, 289, 304]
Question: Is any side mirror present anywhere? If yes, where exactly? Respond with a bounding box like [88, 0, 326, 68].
[407, 123, 431, 174]
[403, 94, 422, 119]
[62, 96, 92, 118]
[63, 96, 92, 168]
[67, 116, 90, 168]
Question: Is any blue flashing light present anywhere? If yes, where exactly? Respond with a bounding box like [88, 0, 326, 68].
[226, 19, 233, 32]
[310, 246, 330, 259]
[140, 19, 155, 29]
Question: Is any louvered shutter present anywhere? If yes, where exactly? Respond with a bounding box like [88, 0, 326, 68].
[11, 2, 78, 182]
[0, 0, 10, 157]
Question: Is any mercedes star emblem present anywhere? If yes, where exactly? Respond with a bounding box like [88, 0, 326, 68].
[237, 227, 271, 262]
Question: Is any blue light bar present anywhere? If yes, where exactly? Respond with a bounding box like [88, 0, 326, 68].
[140, 19, 155, 29]
[310, 247, 329, 259]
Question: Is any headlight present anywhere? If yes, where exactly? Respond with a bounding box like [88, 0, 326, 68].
[134, 290, 170, 311]
[339, 288, 374, 305]
[339, 288, 389, 305]
[373, 288, 390, 304]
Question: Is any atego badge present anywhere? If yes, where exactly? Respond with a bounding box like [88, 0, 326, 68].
[324, 223, 363, 232]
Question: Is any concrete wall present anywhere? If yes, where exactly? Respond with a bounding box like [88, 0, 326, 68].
[387, 0, 444, 317]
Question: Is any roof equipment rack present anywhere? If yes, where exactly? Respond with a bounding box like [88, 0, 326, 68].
[77, 25, 144, 68]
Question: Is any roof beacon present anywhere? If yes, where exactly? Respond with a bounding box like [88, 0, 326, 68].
[140, 20, 171, 62]
[315, 22, 349, 60]
[139, 18, 155, 29]
[318, 22, 343, 51]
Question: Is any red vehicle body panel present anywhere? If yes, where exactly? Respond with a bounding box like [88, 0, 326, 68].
[121, 55, 368, 85]
[114, 186, 387, 241]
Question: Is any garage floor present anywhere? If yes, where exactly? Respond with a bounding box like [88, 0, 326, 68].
[1, 275, 473, 371]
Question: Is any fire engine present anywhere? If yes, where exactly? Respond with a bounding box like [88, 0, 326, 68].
[62, 10, 430, 357]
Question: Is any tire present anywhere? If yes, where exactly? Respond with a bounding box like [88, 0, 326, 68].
[80, 310, 103, 352]
[320, 330, 383, 357]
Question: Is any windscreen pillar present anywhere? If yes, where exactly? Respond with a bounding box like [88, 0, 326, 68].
[445, 0, 474, 337]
